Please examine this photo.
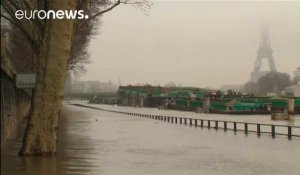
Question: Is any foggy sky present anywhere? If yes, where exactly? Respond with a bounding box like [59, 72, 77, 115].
[83, 0, 300, 88]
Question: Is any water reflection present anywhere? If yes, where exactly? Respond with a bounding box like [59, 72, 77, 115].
[2, 104, 300, 175]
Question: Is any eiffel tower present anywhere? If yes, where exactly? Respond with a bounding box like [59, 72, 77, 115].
[250, 24, 277, 82]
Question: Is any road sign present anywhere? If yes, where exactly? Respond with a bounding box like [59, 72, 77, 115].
[15, 74, 36, 88]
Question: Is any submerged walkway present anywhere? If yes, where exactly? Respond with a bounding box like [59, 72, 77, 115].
[72, 103, 300, 139]
[2, 104, 300, 175]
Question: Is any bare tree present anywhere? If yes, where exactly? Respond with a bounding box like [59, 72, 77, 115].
[1, 0, 150, 156]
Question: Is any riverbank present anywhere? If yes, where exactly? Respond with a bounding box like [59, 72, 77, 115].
[2, 104, 300, 175]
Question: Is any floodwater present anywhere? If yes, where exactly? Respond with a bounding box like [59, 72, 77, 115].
[1, 103, 300, 175]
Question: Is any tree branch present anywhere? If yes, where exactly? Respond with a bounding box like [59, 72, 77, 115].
[0, 14, 35, 45]
[78, 0, 121, 28]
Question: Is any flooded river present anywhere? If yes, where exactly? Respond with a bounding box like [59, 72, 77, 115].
[2, 103, 300, 175]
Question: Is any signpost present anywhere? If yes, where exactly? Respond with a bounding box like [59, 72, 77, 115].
[15, 74, 36, 89]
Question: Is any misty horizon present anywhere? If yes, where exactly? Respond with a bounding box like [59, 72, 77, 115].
[79, 1, 300, 89]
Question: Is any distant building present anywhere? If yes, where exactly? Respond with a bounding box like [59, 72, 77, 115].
[294, 67, 300, 83]
[118, 78, 122, 86]
[64, 72, 118, 94]
[282, 82, 300, 97]
[71, 81, 88, 93]
[283, 70, 300, 96]
[64, 71, 73, 94]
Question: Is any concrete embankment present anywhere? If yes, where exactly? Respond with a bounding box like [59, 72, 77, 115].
[1, 40, 31, 147]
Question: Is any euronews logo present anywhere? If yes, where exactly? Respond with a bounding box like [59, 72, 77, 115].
[15, 10, 89, 20]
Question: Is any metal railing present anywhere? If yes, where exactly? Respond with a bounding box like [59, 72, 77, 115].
[128, 113, 300, 140]
[72, 104, 300, 140]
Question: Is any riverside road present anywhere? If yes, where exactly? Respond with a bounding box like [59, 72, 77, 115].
[1, 103, 300, 175]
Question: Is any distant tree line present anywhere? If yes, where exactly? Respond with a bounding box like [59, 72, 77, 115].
[244, 71, 292, 96]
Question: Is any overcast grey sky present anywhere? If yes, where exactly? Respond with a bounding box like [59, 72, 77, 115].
[82, 0, 300, 88]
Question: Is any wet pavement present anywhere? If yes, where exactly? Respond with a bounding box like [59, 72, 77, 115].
[2, 104, 300, 175]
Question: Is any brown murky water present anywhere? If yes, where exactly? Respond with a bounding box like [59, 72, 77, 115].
[2, 103, 300, 175]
